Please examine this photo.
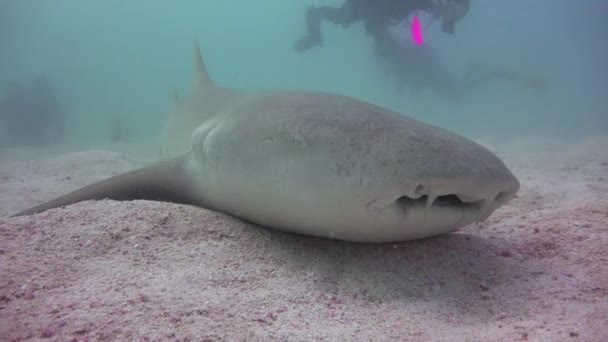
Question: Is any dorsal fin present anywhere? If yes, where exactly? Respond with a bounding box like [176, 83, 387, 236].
[193, 39, 213, 89]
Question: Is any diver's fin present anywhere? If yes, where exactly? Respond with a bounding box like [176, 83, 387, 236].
[467, 61, 548, 92]
[490, 65, 548, 92]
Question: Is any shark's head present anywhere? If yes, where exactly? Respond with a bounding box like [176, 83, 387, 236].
[331, 105, 520, 242]
[358, 136, 520, 241]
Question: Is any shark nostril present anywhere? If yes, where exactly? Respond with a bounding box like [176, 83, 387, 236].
[414, 184, 425, 196]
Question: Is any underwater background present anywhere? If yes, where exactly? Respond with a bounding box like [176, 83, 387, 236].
[2, 1, 608, 340]
[1, 0, 606, 149]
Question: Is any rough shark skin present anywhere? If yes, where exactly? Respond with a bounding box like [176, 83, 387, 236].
[12, 40, 520, 243]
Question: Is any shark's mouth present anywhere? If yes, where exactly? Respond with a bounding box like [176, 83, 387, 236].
[396, 194, 476, 210]
[389, 192, 491, 227]
[391, 186, 516, 224]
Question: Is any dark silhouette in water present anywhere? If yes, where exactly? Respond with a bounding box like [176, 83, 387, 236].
[0, 77, 67, 146]
[373, 34, 547, 102]
[293, 0, 470, 54]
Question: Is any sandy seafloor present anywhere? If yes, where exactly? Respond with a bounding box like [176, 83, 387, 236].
[0, 136, 607, 341]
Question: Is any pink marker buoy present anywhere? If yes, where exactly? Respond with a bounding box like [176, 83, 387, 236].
[410, 15, 424, 45]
